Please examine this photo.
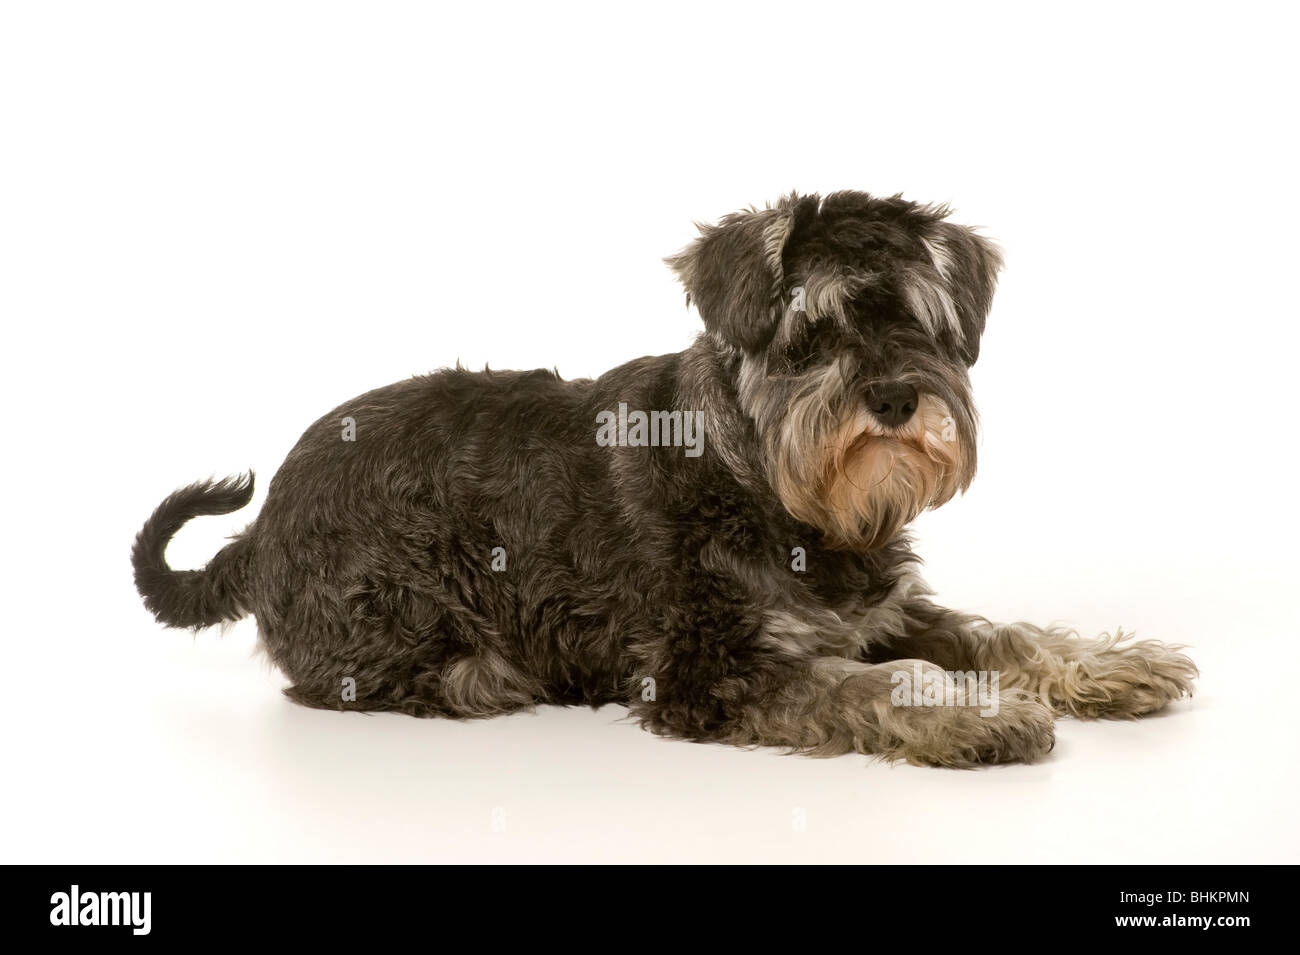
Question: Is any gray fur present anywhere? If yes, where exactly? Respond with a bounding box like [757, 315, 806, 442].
[133, 190, 1196, 767]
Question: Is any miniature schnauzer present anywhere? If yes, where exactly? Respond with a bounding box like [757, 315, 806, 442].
[134, 190, 1197, 766]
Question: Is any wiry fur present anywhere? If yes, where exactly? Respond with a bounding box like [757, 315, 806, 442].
[133, 190, 1196, 767]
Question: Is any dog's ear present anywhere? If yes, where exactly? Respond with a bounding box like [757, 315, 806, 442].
[921, 222, 1004, 364]
[665, 200, 803, 352]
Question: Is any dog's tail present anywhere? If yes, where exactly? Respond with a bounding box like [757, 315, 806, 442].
[132, 473, 257, 629]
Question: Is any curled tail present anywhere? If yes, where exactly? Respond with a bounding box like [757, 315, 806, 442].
[132, 473, 256, 629]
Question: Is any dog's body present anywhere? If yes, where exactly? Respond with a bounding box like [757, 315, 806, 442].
[134, 191, 1197, 766]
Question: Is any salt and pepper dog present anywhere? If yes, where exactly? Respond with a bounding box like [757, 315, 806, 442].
[134, 191, 1196, 766]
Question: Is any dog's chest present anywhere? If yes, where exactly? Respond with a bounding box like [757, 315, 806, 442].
[757, 565, 926, 660]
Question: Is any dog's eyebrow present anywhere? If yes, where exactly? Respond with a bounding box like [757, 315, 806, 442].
[792, 266, 960, 348]
[800, 270, 876, 327]
[899, 268, 964, 345]
[920, 234, 955, 282]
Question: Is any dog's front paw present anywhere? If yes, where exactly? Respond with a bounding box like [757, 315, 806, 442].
[871, 676, 1056, 768]
[1036, 631, 1198, 720]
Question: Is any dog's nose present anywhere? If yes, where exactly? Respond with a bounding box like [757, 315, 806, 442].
[865, 381, 919, 428]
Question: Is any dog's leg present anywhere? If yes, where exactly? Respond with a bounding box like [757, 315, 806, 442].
[865, 598, 1198, 719]
[269, 570, 545, 719]
[635, 655, 1054, 767]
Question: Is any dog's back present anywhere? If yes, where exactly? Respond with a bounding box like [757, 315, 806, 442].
[134, 356, 699, 715]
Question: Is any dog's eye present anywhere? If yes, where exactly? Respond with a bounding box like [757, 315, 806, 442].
[779, 323, 834, 374]
[782, 336, 818, 373]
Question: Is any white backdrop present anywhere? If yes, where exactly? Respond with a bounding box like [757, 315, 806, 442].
[2, 0, 1297, 863]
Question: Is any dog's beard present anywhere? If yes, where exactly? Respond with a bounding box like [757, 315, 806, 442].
[763, 384, 972, 550]
[813, 394, 969, 549]
[735, 350, 976, 550]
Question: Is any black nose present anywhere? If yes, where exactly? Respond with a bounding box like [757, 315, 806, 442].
[865, 381, 919, 428]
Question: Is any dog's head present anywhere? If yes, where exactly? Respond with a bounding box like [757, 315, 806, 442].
[668, 191, 1002, 550]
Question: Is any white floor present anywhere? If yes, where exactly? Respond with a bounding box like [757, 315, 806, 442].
[8, 582, 1296, 864]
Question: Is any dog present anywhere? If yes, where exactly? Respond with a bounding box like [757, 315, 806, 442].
[133, 190, 1197, 766]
